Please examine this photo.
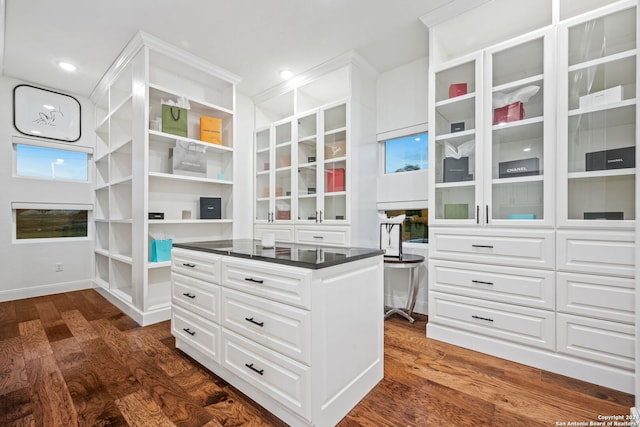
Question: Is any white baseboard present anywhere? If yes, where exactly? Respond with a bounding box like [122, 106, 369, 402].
[93, 285, 171, 326]
[0, 279, 93, 302]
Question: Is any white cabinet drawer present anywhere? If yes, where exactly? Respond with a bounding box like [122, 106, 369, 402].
[172, 305, 221, 363]
[172, 248, 221, 283]
[221, 288, 311, 365]
[172, 273, 221, 323]
[429, 292, 555, 350]
[254, 225, 294, 243]
[557, 272, 635, 324]
[557, 230, 635, 277]
[430, 260, 555, 309]
[222, 258, 311, 309]
[222, 328, 310, 420]
[430, 228, 554, 269]
[295, 227, 350, 246]
[557, 314, 634, 370]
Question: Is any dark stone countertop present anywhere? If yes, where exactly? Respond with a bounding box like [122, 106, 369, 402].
[172, 239, 384, 269]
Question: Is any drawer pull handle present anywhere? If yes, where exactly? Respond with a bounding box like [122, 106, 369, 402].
[245, 317, 264, 327]
[471, 244, 494, 249]
[472, 315, 494, 323]
[183, 263, 196, 268]
[313, 236, 324, 239]
[244, 277, 264, 284]
[245, 363, 264, 376]
[183, 328, 196, 336]
[471, 280, 494, 286]
[182, 292, 196, 299]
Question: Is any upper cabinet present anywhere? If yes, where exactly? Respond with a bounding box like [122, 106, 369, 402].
[429, 27, 555, 227]
[557, 2, 638, 228]
[253, 53, 377, 247]
[91, 31, 240, 325]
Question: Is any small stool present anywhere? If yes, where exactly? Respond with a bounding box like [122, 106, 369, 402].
[383, 254, 425, 323]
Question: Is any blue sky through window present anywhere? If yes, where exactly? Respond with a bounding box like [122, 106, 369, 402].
[384, 132, 428, 173]
[16, 144, 88, 181]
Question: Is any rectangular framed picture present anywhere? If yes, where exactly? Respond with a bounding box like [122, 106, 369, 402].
[13, 84, 81, 142]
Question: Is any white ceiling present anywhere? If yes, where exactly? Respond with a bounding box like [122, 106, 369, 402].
[2, 0, 463, 99]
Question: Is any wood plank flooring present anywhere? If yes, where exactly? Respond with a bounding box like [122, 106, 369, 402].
[0, 289, 634, 426]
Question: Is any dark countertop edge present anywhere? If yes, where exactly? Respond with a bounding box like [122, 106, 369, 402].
[172, 243, 384, 270]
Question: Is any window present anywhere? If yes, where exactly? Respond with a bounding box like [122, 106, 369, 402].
[384, 209, 428, 243]
[12, 203, 91, 241]
[383, 132, 428, 174]
[15, 142, 90, 181]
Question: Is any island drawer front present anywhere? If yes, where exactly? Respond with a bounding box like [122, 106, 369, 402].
[221, 258, 311, 309]
[429, 292, 555, 350]
[295, 227, 350, 246]
[172, 273, 221, 323]
[557, 272, 635, 324]
[430, 228, 554, 269]
[172, 305, 221, 363]
[222, 328, 310, 420]
[172, 248, 222, 283]
[221, 288, 311, 365]
[556, 230, 635, 278]
[430, 260, 555, 309]
[557, 314, 635, 370]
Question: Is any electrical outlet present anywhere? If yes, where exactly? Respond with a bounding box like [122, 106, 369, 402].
[55, 263, 63, 272]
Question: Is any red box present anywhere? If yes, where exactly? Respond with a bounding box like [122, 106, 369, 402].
[449, 83, 467, 98]
[276, 210, 290, 220]
[493, 102, 524, 125]
[326, 168, 345, 192]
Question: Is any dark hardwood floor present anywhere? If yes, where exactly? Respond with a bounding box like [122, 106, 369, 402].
[0, 289, 634, 426]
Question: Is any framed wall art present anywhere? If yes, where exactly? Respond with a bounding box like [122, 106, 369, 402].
[13, 84, 81, 142]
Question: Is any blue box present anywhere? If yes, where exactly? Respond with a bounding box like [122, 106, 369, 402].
[507, 214, 537, 220]
[150, 239, 172, 262]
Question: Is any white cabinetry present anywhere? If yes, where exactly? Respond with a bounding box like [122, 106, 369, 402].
[424, 0, 637, 393]
[253, 53, 378, 247]
[91, 31, 239, 325]
[170, 247, 384, 427]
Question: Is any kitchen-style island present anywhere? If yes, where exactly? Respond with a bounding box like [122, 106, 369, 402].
[170, 239, 384, 427]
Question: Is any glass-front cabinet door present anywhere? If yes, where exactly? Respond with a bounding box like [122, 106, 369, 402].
[484, 28, 553, 226]
[296, 112, 319, 222]
[558, 4, 637, 227]
[322, 103, 348, 222]
[430, 54, 481, 224]
[255, 127, 271, 222]
[274, 121, 293, 222]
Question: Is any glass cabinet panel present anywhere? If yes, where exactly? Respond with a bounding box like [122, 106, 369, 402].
[323, 103, 347, 221]
[274, 122, 292, 221]
[489, 35, 546, 222]
[297, 113, 318, 221]
[565, 6, 637, 222]
[255, 128, 271, 221]
[433, 59, 477, 221]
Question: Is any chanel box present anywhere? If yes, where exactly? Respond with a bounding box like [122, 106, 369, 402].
[148, 212, 164, 220]
[199, 197, 222, 219]
[443, 157, 471, 182]
[450, 122, 465, 133]
[579, 86, 623, 109]
[585, 146, 635, 171]
[498, 157, 540, 178]
[584, 211, 624, 220]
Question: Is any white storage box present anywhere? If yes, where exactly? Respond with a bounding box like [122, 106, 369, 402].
[579, 86, 623, 109]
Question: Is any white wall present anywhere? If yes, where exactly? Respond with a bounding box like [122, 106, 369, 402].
[233, 92, 255, 239]
[0, 76, 95, 301]
[376, 56, 430, 315]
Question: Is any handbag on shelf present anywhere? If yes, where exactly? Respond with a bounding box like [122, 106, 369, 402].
[170, 140, 207, 177]
[162, 104, 188, 137]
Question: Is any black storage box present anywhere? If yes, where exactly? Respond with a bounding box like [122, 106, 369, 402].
[443, 157, 471, 182]
[498, 157, 540, 178]
[450, 122, 465, 133]
[148, 212, 164, 220]
[585, 146, 635, 171]
[584, 211, 624, 220]
[200, 197, 222, 219]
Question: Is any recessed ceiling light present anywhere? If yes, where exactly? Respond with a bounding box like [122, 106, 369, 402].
[280, 69, 293, 80]
[58, 61, 77, 72]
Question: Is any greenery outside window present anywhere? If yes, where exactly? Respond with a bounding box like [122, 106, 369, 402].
[13, 203, 91, 241]
[384, 209, 428, 243]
